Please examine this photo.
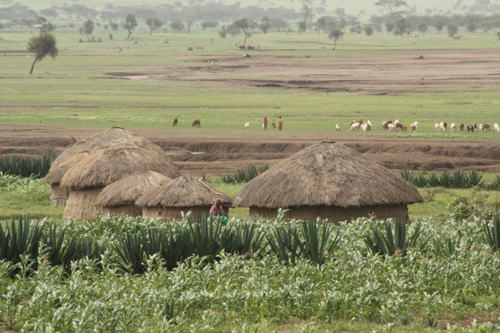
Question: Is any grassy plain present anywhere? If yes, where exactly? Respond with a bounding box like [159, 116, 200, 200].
[1, 32, 500, 139]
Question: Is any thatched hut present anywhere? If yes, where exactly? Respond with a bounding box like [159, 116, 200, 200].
[43, 151, 91, 206]
[45, 127, 168, 206]
[137, 175, 232, 222]
[96, 171, 172, 218]
[61, 147, 180, 220]
[233, 142, 422, 222]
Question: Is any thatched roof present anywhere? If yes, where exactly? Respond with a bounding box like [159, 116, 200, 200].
[60, 146, 180, 190]
[51, 127, 166, 170]
[43, 151, 92, 185]
[96, 171, 172, 207]
[136, 175, 232, 208]
[234, 142, 423, 209]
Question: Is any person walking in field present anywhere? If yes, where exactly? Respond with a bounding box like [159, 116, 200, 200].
[278, 116, 283, 131]
[262, 117, 268, 130]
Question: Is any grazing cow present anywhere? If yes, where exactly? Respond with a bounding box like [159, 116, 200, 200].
[335, 124, 341, 132]
[244, 122, 250, 128]
[388, 123, 397, 131]
[247, 45, 255, 50]
[350, 122, 361, 131]
[480, 123, 490, 131]
[394, 120, 401, 127]
[271, 122, 276, 129]
[401, 125, 408, 132]
[494, 123, 500, 132]
[382, 120, 393, 130]
[172, 118, 178, 127]
[410, 121, 418, 133]
[460, 123, 464, 131]
[192, 119, 201, 127]
[434, 123, 440, 131]
[450, 123, 456, 132]
[239, 45, 246, 50]
[467, 125, 475, 132]
[439, 122, 447, 131]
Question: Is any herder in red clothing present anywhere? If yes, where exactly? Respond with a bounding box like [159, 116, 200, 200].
[262, 117, 269, 130]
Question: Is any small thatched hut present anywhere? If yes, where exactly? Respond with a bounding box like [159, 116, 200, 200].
[233, 142, 422, 222]
[45, 127, 168, 206]
[96, 171, 172, 218]
[43, 151, 91, 206]
[61, 147, 180, 220]
[137, 175, 232, 222]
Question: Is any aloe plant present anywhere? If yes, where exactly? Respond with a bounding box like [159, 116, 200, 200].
[364, 220, 421, 256]
[452, 169, 467, 188]
[266, 224, 301, 264]
[482, 215, 500, 252]
[466, 170, 483, 187]
[299, 221, 341, 266]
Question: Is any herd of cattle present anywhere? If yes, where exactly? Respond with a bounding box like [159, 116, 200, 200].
[343, 119, 500, 134]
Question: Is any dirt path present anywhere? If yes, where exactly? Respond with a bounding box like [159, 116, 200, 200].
[1, 125, 499, 175]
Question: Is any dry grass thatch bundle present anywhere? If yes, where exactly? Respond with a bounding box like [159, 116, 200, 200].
[234, 142, 422, 209]
[96, 171, 172, 208]
[61, 146, 180, 190]
[50, 127, 165, 170]
[137, 175, 232, 208]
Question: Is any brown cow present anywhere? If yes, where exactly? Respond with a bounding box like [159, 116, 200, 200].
[173, 118, 178, 126]
[459, 123, 464, 131]
[192, 119, 201, 127]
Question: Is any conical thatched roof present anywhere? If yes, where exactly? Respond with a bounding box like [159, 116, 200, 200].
[61, 147, 180, 190]
[136, 175, 232, 208]
[234, 142, 422, 209]
[51, 127, 166, 171]
[43, 151, 92, 185]
[96, 171, 172, 208]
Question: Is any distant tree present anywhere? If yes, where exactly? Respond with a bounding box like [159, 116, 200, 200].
[218, 25, 227, 38]
[201, 21, 218, 30]
[434, 20, 445, 32]
[417, 23, 428, 34]
[110, 22, 119, 31]
[145, 18, 162, 35]
[394, 18, 411, 36]
[301, 1, 313, 32]
[385, 22, 395, 32]
[298, 20, 307, 32]
[375, 0, 408, 14]
[83, 19, 94, 40]
[328, 28, 343, 50]
[228, 18, 256, 46]
[123, 14, 137, 39]
[363, 25, 374, 36]
[259, 16, 271, 33]
[170, 20, 185, 32]
[316, 16, 337, 33]
[466, 22, 477, 32]
[447, 24, 459, 38]
[27, 33, 58, 74]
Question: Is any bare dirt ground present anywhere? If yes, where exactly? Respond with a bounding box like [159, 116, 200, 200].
[1, 125, 499, 175]
[107, 50, 500, 94]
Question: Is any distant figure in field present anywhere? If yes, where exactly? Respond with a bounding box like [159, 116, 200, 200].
[271, 121, 276, 129]
[278, 116, 283, 131]
[192, 119, 201, 127]
[262, 117, 268, 130]
[172, 118, 178, 127]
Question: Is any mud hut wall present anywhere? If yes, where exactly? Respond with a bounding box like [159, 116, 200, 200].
[100, 206, 143, 218]
[63, 188, 104, 220]
[142, 206, 216, 222]
[249, 205, 409, 223]
[50, 184, 69, 206]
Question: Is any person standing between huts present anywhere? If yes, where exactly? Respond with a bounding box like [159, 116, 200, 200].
[209, 199, 228, 224]
[278, 116, 283, 131]
[262, 117, 268, 130]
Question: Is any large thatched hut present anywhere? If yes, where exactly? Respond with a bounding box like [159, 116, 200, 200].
[44, 127, 168, 206]
[96, 171, 172, 218]
[61, 147, 180, 220]
[137, 175, 232, 222]
[233, 142, 422, 222]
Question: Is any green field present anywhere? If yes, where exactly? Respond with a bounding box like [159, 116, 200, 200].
[1, 31, 500, 139]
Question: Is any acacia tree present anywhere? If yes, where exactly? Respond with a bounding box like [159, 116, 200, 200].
[145, 18, 162, 35]
[228, 18, 256, 46]
[375, 0, 408, 14]
[27, 33, 58, 74]
[83, 19, 94, 40]
[328, 28, 343, 50]
[260, 16, 271, 33]
[123, 14, 137, 39]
